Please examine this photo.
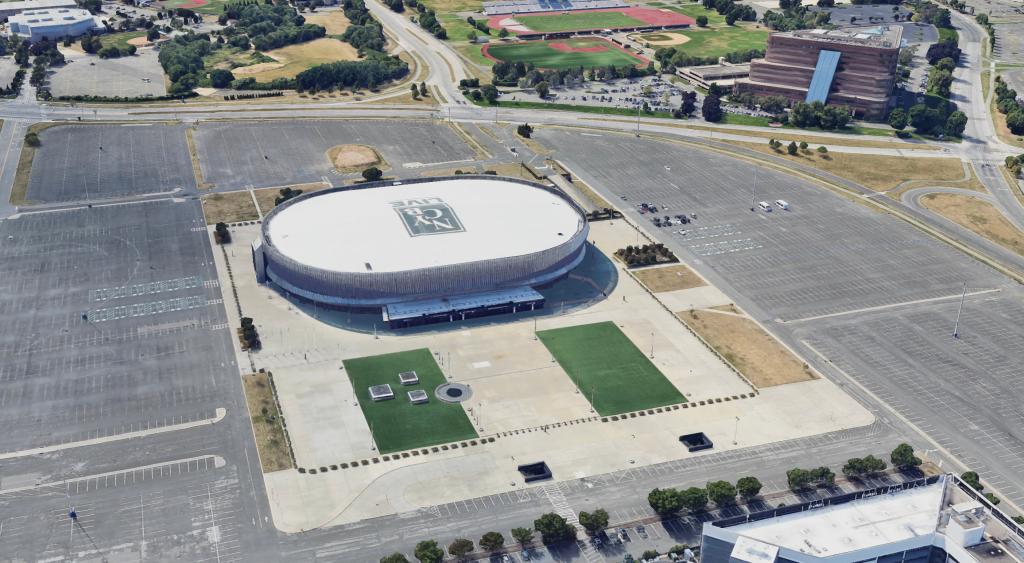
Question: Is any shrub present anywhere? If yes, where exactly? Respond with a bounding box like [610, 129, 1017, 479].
[24, 132, 40, 147]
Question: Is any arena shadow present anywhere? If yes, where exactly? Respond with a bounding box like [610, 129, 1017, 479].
[273, 241, 618, 335]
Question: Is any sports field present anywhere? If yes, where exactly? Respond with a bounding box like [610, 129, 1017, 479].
[343, 349, 478, 454]
[537, 321, 686, 416]
[515, 11, 645, 33]
[483, 38, 646, 69]
[670, 2, 726, 25]
[672, 25, 768, 58]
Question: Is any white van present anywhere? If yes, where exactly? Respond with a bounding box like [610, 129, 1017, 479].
[758, 201, 773, 212]
[775, 199, 790, 210]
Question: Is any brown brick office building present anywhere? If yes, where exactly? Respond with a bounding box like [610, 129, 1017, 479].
[733, 26, 902, 120]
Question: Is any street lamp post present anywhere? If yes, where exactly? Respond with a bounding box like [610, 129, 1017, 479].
[733, 416, 740, 445]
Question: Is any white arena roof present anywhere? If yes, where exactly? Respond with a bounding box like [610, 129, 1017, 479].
[267, 178, 584, 273]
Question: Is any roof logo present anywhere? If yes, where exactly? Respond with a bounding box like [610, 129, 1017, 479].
[391, 197, 466, 237]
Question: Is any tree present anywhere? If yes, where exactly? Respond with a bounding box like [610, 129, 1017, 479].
[961, 471, 983, 491]
[210, 68, 234, 88]
[984, 492, 1001, 505]
[147, 27, 161, 41]
[362, 166, 383, 182]
[706, 480, 737, 506]
[480, 83, 499, 104]
[419, 82, 428, 97]
[511, 527, 534, 545]
[535, 80, 550, 99]
[889, 107, 908, 130]
[799, 140, 808, 151]
[787, 468, 813, 490]
[945, 110, 968, 137]
[680, 487, 708, 513]
[214, 222, 231, 244]
[810, 466, 835, 487]
[448, 538, 474, 560]
[680, 91, 697, 116]
[648, 487, 684, 516]
[702, 92, 723, 122]
[24, 132, 41, 147]
[787, 140, 798, 155]
[414, 540, 444, 563]
[275, 187, 303, 206]
[479, 531, 505, 553]
[642, 550, 661, 561]
[499, 27, 509, 38]
[578, 508, 609, 535]
[817, 145, 828, 154]
[411, 83, 420, 98]
[891, 443, 922, 470]
[380, 555, 410, 563]
[517, 123, 533, 138]
[1006, 110, 1024, 135]
[737, 477, 762, 499]
[534, 512, 575, 544]
[696, 15, 708, 26]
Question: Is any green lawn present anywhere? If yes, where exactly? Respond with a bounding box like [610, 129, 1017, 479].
[473, 98, 674, 118]
[515, 11, 645, 33]
[669, 3, 726, 25]
[937, 26, 959, 44]
[673, 25, 768, 58]
[100, 31, 146, 50]
[486, 38, 645, 69]
[343, 349, 478, 454]
[538, 322, 686, 416]
[162, 0, 233, 16]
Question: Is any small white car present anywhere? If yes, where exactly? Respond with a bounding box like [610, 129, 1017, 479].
[775, 199, 790, 210]
[758, 201, 773, 212]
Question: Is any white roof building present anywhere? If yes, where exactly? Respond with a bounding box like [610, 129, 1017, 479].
[0, 0, 77, 19]
[701, 476, 1024, 563]
[7, 7, 103, 42]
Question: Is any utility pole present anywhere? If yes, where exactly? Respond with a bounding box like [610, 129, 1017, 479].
[750, 166, 758, 212]
[953, 282, 967, 338]
[636, 104, 641, 137]
[733, 416, 740, 445]
[649, 331, 655, 359]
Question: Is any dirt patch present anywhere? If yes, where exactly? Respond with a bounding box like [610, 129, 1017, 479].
[678, 309, 817, 388]
[254, 182, 331, 216]
[201, 191, 259, 225]
[127, 36, 151, 47]
[632, 264, 706, 292]
[327, 144, 384, 172]
[185, 127, 213, 190]
[232, 62, 285, 75]
[305, 11, 352, 35]
[243, 372, 294, 473]
[726, 141, 966, 192]
[921, 193, 1024, 256]
[638, 32, 689, 46]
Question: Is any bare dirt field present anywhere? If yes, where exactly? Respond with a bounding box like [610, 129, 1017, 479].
[327, 144, 384, 172]
[678, 309, 817, 388]
[201, 191, 260, 224]
[233, 38, 360, 82]
[632, 264, 706, 292]
[921, 192, 1024, 256]
[243, 372, 294, 472]
[254, 183, 331, 215]
[305, 10, 352, 34]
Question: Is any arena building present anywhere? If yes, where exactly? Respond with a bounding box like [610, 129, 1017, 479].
[252, 176, 589, 328]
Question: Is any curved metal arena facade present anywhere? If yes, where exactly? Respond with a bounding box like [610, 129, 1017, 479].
[252, 176, 589, 307]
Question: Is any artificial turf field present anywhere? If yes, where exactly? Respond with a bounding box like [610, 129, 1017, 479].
[485, 38, 645, 69]
[343, 349, 478, 454]
[537, 321, 686, 416]
[515, 11, 646, 33]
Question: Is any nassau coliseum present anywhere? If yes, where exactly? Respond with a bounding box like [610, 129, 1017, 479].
[251, 176, 589, 328]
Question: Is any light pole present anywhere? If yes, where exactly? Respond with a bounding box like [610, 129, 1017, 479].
[649, 331, 655, 359]
[733, 416, 740, 445]
[636, 104, 641, 137]
[953, 282, 967, 338]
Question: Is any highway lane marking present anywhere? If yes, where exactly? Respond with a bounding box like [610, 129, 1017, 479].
[0, 408, 226, 461]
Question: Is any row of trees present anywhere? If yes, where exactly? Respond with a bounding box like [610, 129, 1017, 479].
[342, 0, 387, 52]
[293, 54, 409, 92]
[381, 515, 571, 562]
[788, 444, 922, 492]
[1006, 154, 1024, 178]
[700, 0, 757, 25]
[654, 46, 764, 74]
[762, 1, 831, 31]
[408, 0, 447, 39]
[649, 477, 763, 516]
[228, 2, 327, 52]
[789, 101, 852, 130]
[995, 76, 1024, 135]
[888, 102, 966, 138]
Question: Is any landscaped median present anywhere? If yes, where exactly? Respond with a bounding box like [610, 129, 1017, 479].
[243, 371, 294, 472]
[920, 192, 1024, 256]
